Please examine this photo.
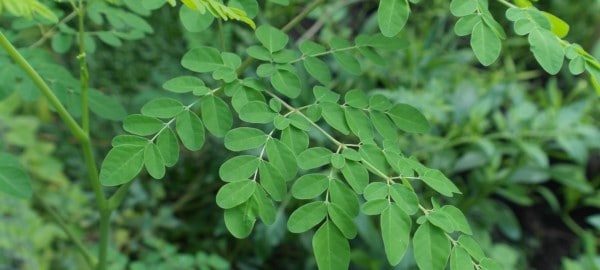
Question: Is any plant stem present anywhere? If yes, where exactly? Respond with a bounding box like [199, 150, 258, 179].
[77, 0, 90, 135]
[0, 32, 86, 142]
[97, 210, 111, 270]
[34, 193, 96, 269]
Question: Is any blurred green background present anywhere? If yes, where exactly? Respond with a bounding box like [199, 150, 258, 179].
[1, 0, 599, 269]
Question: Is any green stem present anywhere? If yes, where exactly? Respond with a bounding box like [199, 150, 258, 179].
[34, 193, 96, 269]
[0, 32, 86, 142]
[108, 180, 134, 211]
[77, 0, 90, 135]
[97, 210, 111, 270]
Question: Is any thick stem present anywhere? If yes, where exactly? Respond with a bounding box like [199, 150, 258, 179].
[97, 210, 112, 270]
[77, 0, 90, 135]
[0, 32, 86, 142]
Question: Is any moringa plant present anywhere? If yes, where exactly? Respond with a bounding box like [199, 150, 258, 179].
[0, 0, 598, 269]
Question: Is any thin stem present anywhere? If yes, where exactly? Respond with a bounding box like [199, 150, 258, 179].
[108, 180, 135, 211]
[29, 11, 79, 48]
[77, 0, 90, 135]
[34, 193, 96, 268]
[496, 0, 517, 8]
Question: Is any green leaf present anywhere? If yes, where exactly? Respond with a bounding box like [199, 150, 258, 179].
[413, 222, 451, 270]
[329, 179, 359, 216]
[0, 153, 32, 199]
[258, 161, 286, 201]
[216, 180, 257, 209]
[247, 45, 272, 61]
[481, 12, 506, 39]
[543, 11, 569, 38]
[568, 56, 585, 75]
[470, 21, 501, 66]
[370, 110, 397, 140]
[381, 204, 411, 265]
[320, 102, 350, 135]
[163, 76, 206, 94]
[328, 203, 357, 239]
[271, 69, 301, 98]
[255, 25, 289, 53]
[331, 155, 346, 169]
[480, 258, 503, 270]
[450, 246, 474, 270]
[303, 57, 332, 85]
[300, 40, 327, 55]
[358, 47, 385, 65]
[239, 101, 276, 124]
[224, 127, 268, 151]
[88, 89, 127, 121]
[340, 160, 369, 194]
[361, 199, 389, 215]
[179, 5, 214, 32]
[112, 135, 148, 147]
[144, 143, 165, 179]
[313, 86, 340, 103]
[281, 126, 309, 154]
[224, 202, 256, 238]
[528, 28, 565, 74]
[454, 14, 481, 36]
[442, 205, 472, 234]
[368, 95, 393, 111]
[420, 169, 461, 197]
[99, 145, 145, 186]
[51, 32, 74, 53]
[97, 31, 122, 47]
[253, 186, 276, 225]
[297, 147, 333, 170]
[427, 209, 456, 233]
[458, 235, 485, 261]
[450, 0, 477, 16]
[141, 98, 184, 118]
[389, 184, 419, 215]
[266, 139, 297, 181]
[287, 201, 328, 233]
[201, 95, 232, 137]
[386, 103, 430, 133]
[344, 89, 369, 109]
[292, 173, 329, 199]
[345, 107, 373, 140]
[359, 144, 388, 176]
[312, 221, 350, 270]
[333, 51, 361, 75]
[355, 34, 409, 50]
[181, 46, 224, 73]
[123, 114, 164, 136]
[156, 129, 179, 167]
[363, 182, 388, 201]
[175, 110, 205, 151]
[378, 0, 410, 37]
[219, 155, 259, 182]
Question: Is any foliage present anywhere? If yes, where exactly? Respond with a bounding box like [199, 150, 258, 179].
[0, 0, 599, 269]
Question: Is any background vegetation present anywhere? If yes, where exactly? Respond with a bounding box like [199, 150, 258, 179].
[1, 0, 599, 269]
